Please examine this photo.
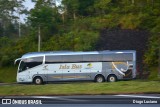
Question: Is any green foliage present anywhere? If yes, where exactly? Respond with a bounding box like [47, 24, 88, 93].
[0, 0, 26, 37]
[62, 0, 79, 13]
[0, 36, 11, 47]
[93, 0, 111, 15]
[62, 0, 95, 18]
[69, 30, 98, 51]
[151, 18, 160, 33]
[0, 66, 17, 83]
[28, 0, 60, 40]
[0, 0, 160, 77]
[148, 67, 160, 81]
[42, 30, 98, 51]
[119, 13, 141, 29]
[0, 36, 37, 67]
[144, 34, 160, 66]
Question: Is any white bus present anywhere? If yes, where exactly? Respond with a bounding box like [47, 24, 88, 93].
[14, 50, 136, 84]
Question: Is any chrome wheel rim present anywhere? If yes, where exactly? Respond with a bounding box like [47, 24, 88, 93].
[36, 78, 41, 84]
[97, 77, 103, 83]
[109, 77, 115, 82]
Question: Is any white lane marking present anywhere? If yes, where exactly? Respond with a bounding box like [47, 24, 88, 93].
[32, 96, 59, 99]
[114, 95, 160, 99]
[32, 96, 87, 102]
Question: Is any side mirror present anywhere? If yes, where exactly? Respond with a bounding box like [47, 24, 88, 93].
[14, 58, 21, 65]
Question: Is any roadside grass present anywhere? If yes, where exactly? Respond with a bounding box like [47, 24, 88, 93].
[0, 66, 17, 83]
[0, 80, 159, 96]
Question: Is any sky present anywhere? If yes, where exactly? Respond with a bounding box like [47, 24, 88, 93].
[20, 0, 35, 22]
[23, 0, 35, 10]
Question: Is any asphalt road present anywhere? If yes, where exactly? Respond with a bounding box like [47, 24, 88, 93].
[0, 94, 160, 107]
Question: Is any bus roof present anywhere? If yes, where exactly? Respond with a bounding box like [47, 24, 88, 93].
[21, 50, 136, 59]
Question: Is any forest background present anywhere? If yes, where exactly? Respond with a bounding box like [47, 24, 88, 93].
[0, 0, 159, 81]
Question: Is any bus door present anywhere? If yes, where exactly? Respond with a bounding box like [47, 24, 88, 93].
[17, 60, 32, 82]
[20, 56, 44, 82]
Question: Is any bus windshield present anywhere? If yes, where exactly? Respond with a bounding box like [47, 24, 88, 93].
[18, 56, 43, 72]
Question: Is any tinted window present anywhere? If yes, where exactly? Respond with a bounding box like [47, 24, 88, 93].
[83, 54, 102, 62]
[19, 56, 43, 72]
[62, 55, 82, 62]
[45, 55, 83, 63]
[102, 53, 133, 61]
[45, 55, 62, 63]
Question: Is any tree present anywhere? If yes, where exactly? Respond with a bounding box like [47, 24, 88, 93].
[62, 0, 79, 20]
[0, 0, 25, 37]
[62, 0, 96, 19]
[28, 0, 61, 51]
[93, 0, 111, 15]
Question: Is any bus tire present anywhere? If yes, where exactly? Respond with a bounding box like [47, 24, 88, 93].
[33, 77, 43, 85]
[107, 75, 117, 82]
[95, 75, 104, 83]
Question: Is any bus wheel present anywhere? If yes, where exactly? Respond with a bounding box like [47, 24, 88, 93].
[34, 77, 43, 85]
[95, 75, 104, 83]
[107, 75, 117, 82]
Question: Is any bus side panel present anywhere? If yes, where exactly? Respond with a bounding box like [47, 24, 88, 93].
[57, 62, 103, 81]
[123, 61, 134, 79]
[75, 63, 91, 80]
[62, 63, 77, 81]
[102, 62, 123, 80]
[30, 65, 47, 82]
[45, 63, 63, 81]
[60, 62, 103, 81]
[102, 61, 135, 80]
[88, 62, 103, 80]
[17, 65, 46, 83]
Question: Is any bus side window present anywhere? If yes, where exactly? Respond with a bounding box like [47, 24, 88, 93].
[45, 55, 62, 63]
[26, 57, 43, 68]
